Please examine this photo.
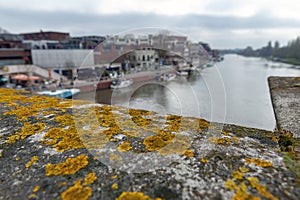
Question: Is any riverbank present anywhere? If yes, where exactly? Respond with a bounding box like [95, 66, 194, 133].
[71, 68, 177, 92]
[0, 87, 299, 200]
[277, 58, 300, 66]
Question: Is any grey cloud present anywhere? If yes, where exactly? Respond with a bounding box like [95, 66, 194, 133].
[1, 8, 300, 33]
[0, 8, 299, 48]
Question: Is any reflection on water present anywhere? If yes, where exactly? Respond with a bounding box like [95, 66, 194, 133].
[76, 54, 300, 130]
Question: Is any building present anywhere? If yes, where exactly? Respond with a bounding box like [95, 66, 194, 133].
[31, 49, 94, 79]
[0, 33, 31, 67]
[20, 31, 70, 41]
[62, 36, 106, 49]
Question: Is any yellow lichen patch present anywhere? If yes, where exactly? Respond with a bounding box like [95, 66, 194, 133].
[247, 177, 278, 200]
[25, 156, 38, 168]
[239, 167, 249, 173]
[28, 194, 37, 199]
[80, 131, 108, 150]
[183, 150, 195, 157]
[0, 88, 27, 95]
[111, 183, 118, 190]
[59, 182, 68, 187]
[33, 186, 40, 193]
[6, 122, 45, 144]
[231, 136, 240, 144]
[117, 141, 132, 152]
[129, 109, 153, 127]
[115, 192, 152, 200]
[54, 114, 75, 127]
[266, 135, 280, 142]
[197, 119, 210, 130]
[42, 127, 84, 152]
[143, 130, 175, 152]
[225, 179, 260, 200]
[45, 154, 89, 176]
[245, 158, 273, 168]
[232, 170, 244, 180]
[109, 153, 123, 164]
[222, 131, 230, 136]
[111, 175, 118, 179]
[166, 115, 181, 132]
[61, 179, 92, 200]
[102, 126, 121, 140]
[201, 158, 209, 163]
[83, 172, 97, 186]
[157, 135, 191, 156]
[208, 136, 240, 145]
[208, 137, 232, 145]
[225, 179, 238, 191]
[15, 157, 20, 161]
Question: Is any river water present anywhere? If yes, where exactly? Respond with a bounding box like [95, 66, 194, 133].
[77, 54, 300, 130]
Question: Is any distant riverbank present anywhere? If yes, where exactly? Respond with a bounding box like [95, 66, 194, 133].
[277, 58, 300, 66]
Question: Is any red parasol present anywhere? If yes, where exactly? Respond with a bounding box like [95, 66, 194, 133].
[11, 74, 40, 81]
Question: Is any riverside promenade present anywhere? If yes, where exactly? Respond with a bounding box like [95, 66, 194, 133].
[0, 76, 299, 200]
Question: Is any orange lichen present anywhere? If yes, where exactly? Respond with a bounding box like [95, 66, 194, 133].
[28, 194, 37, 199]
[201, 158, 209, 163]
[225, 179, 260, 200]
[247, 177, 278, 200]
[232, 170, 244, 180]
[112, 175, 118, 179]
[33, 186, 40, 193]
[166, 115, 181, 132]
[239, 167, 249, 173]
[156, 135, 191, 156]
[102, 126, 122, 140]
[129, 109, 153, 127]
[111, 183, 118, 190]
[115, 192, 152, 200]
[25, 156, 39, 168]
[209, 137, 232, 145]
[117, 141, 132, 152]
[59, 182, 68, 187]
[6, 122, 45, 144]
[197, 118, 210, 130]
[45, 154, 89, 176]
[208, 136, 240, 145]
[143, 130, 175, 152]
[61, 179, 92, 200]
[183, 150, 195, 157]
[42, 127, 85, 152]
[245, 158, 273, 168]
[83, 172, 97, 186]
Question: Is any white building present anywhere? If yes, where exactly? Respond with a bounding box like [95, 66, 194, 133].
[31, 49, 94, 69]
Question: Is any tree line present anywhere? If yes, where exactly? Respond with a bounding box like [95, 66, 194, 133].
[237, 36, 300, 64]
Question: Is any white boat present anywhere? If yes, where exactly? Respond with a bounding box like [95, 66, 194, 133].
[110, 79, 133, 89]
[204, 62, 215, 68]
[177, 70, 189, 76]
[160, 73, 176, 81]
[37, 88, 80, 99]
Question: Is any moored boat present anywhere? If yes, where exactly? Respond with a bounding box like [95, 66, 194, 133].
[37, 88, 80, 99]
[177, 70, 189, 76]
[110, 79, 133, 89]
[159, 73, 176, 81]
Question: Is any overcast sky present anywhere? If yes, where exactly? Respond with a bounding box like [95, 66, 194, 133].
[0, 0, 300, 49]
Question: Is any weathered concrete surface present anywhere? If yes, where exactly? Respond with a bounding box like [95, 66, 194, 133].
[0, 88, 299, 200]
[268, 76, 300, 138]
